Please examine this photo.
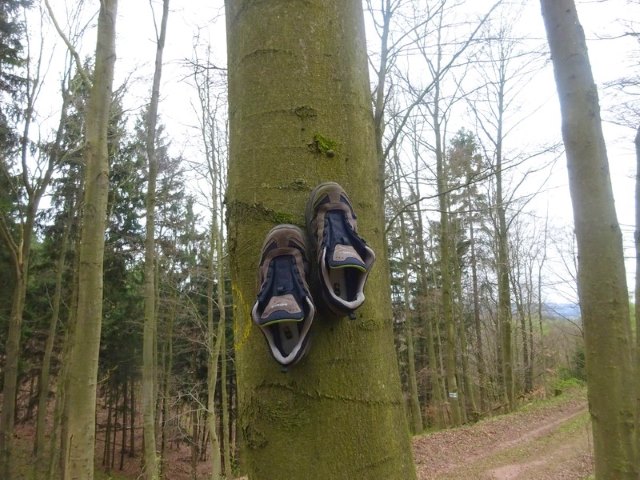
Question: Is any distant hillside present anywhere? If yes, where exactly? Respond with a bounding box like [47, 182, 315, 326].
[542, 302, 581, 319]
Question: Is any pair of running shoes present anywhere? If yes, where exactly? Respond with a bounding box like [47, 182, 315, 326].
[251, 182, 376, 367]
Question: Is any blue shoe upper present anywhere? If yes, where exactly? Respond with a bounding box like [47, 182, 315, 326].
[256, 255, 309, 325]
[324, 210, 368, 271]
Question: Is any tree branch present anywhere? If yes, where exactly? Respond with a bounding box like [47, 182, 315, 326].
[44, 0, 91, 86]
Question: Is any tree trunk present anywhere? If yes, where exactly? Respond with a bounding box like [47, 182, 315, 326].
[62, 1, 118, 478]
[160, 289, 176, 472]
[142, 1, 169, 478]
[469, 221, 487, 411]
[129, 377, 135, 458]
[541, 1, 638, 477]
[221, 325, 232, 477]
[120, 378, 127, 470]
[511, 266, 530, 394]
[49, 224, 80, 480]
[225, 1, 416, 478]
[411, 149, 445, 428]
[496, 115, 514, 412]
[35, 200, 72, 463]
[436, 141, 461, 426]
[0, 270, 27, 478]
[206, 211, 225, 478]
[453, 242, 477, 419]
[0, 82, 49, 480]
[401, 215, 423, 433]
[635, 124, 640, 472]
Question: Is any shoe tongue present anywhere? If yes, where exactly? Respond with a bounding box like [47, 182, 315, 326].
[328, 243, 366, 271]
[259, 294, 304, 325]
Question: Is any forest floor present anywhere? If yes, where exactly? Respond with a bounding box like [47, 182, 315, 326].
[11, 387, 591, 479]
[413, 387, 592, 480]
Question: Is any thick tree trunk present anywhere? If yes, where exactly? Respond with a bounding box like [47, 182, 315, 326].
[541, 1, 638, 477]
[62, 1, 118, 478]
[225, 1, 416, 478]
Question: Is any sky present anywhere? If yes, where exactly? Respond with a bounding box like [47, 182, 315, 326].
[36, 0, 639, 304]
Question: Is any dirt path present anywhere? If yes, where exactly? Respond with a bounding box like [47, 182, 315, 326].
[413, 390, 593, 480]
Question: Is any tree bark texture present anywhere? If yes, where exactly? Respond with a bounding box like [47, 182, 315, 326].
[225, 1, 416, 479]
[541, 1, 638, 477]
[63, 1, 118, 478]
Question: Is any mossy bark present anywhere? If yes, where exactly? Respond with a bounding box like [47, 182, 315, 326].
[541, 1, 638, 477]
[225, 1, 416, 479]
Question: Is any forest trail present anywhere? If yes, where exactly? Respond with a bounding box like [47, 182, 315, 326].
[413, 389, 592, 480]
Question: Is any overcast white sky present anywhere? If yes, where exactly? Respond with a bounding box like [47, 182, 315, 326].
[38, 0, 639, 304]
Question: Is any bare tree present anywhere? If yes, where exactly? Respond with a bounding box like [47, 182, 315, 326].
[142, 1, 170, 478]
[541, 0, 638, 477]
[0, 5, 61, 475]
[61, 1, 118, 478]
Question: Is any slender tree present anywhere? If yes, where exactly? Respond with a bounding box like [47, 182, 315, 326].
[62, 1, 118, 478]
[225, 0, 416, 478]
[34, 192, 73, 463]
[541, 1, 638, 477]
[636, 124, 640, 466]
[142, 1, 170, 477]
[191, 42, 228, 478]
[400, 213, 424, 433]
[0, 6, 57, 474]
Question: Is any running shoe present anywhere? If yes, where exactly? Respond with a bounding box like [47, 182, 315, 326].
[305, 182, 375, 317]
[251, 225, 315, 366]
